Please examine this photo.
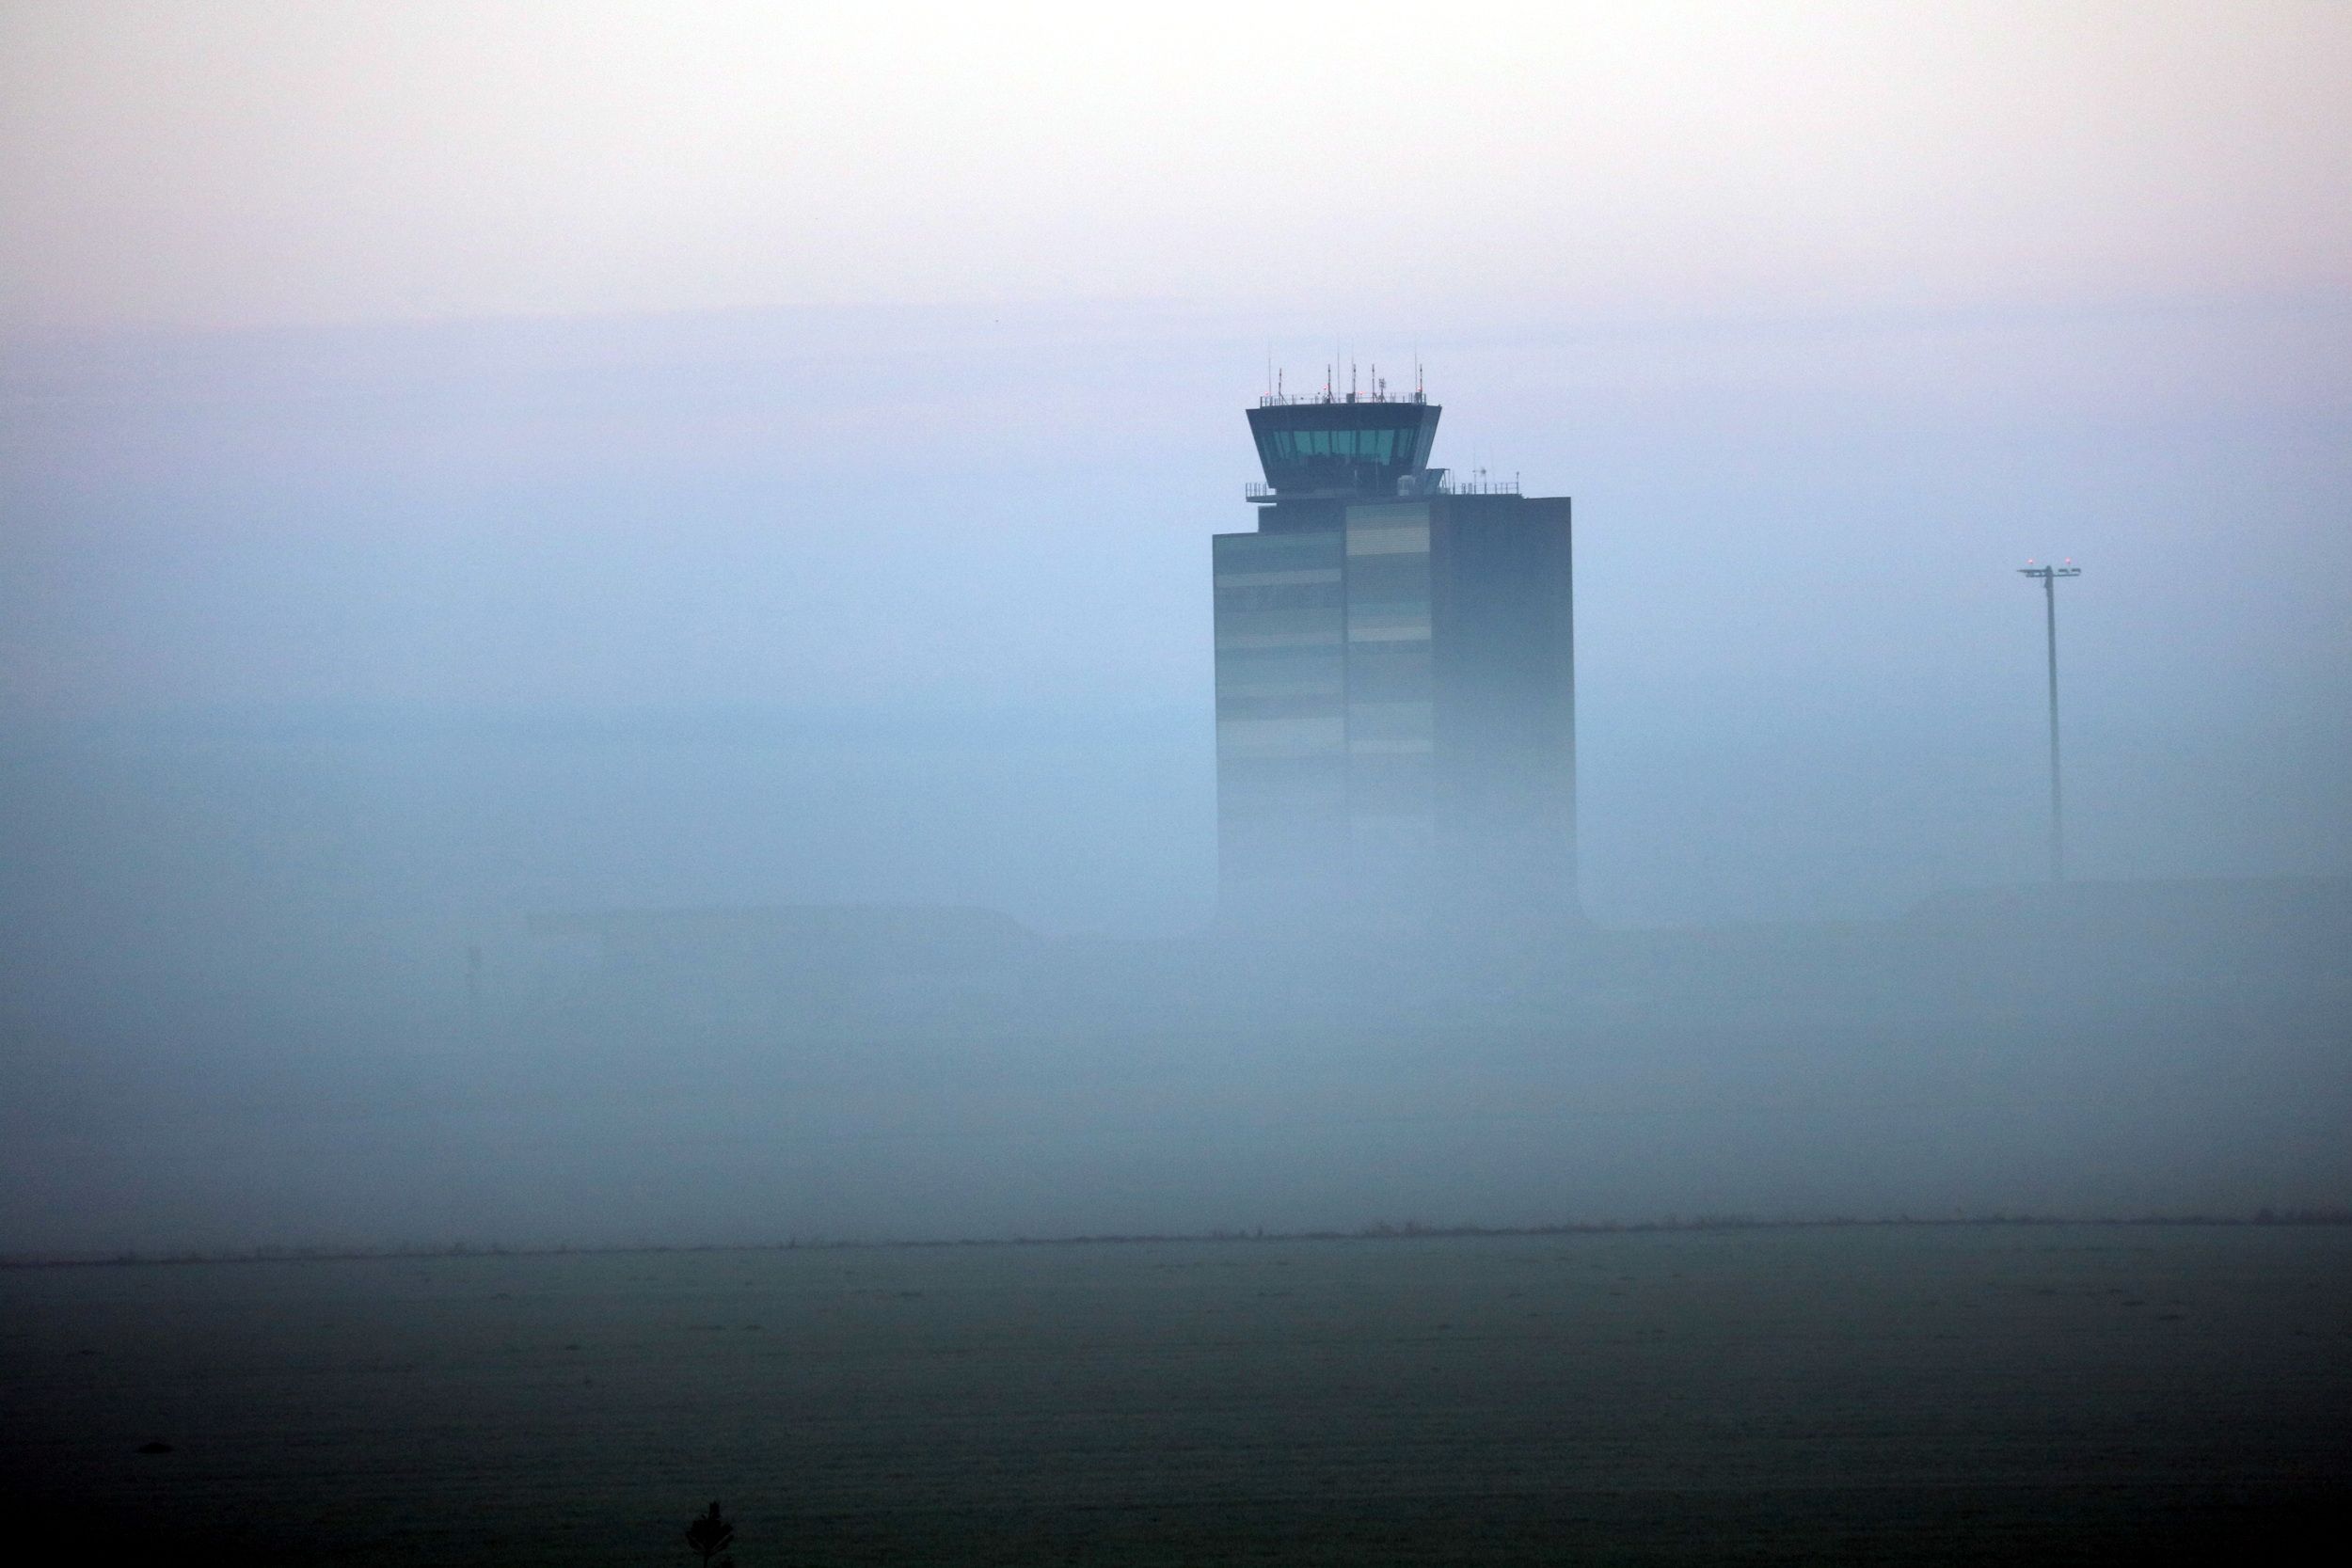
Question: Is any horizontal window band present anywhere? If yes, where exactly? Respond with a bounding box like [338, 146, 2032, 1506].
[1216, 662, 1345, 684]
[1218, 718, 1346, 756]
[1346, 529, 1431, 557]
[1346, 663, 1432, 681]
[1347, 700, 1434, 725]
[1218, 633, 1346, 650]
[1214, 568, 1343, 589]
[1218, 695, 1343, 720]
[1215, 540, 1343, 567]
[1345, 557, 1428, 584]
[1217, 608, 1343, 626]
[1217, 683, 1345, 702]
[1219, 590, 1344, 614]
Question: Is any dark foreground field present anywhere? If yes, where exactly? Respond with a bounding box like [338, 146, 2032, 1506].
[5, 1225, 2348, 1564]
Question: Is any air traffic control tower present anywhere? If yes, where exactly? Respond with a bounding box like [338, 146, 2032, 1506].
[1213, 375, 1575, 926]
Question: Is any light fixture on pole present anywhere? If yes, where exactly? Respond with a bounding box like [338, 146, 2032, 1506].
[2018, 559, 2082, 881]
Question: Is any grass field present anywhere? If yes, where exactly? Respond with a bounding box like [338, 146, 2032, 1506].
[5, 1224, 2348, 1563]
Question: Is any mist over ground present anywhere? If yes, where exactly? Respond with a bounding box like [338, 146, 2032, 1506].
[4, 297, 2346, 1256]
[7, 14, 2351, 1567]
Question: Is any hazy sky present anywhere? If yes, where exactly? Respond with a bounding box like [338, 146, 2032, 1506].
[4, 2, 2348, 930]
[4, 1, 2348, 332]
[4, 5, 2351, 1253]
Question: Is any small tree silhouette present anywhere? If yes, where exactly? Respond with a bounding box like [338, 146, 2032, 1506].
[685, 1499, 735, 1566]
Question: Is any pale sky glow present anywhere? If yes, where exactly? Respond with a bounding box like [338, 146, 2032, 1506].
[2, 2, 2348, 933]
[6, 0, 2352, 1279]
[3, 1, 2348, 330]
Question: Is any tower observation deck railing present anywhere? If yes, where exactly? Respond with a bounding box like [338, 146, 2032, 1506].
[1245, 471, 1520, 502]
[1258, 389, 1430, 407]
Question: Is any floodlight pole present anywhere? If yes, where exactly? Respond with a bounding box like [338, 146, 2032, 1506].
[2018, 562, 2082, 881]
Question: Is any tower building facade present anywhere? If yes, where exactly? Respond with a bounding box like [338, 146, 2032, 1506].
[1213, 384, 1575, 924]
